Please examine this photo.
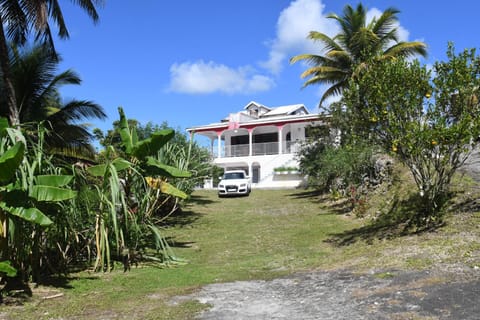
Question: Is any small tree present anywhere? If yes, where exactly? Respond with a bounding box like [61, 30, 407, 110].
[342, 43, 480, 226]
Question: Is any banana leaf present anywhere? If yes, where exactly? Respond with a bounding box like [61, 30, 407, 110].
[0, 261, 17, 277]
[87, 163, 107, 177]
[0, 117, 8, 137]
[87, 159, 131, 177]
[29, 185, 77, 202]
[132, 130, 175, 160]
[36, 175, 73, 187]
[146, 157, 191, 178]
[0, 142, 25, 184]
[0, 204, 53, 226]
[118, 107, 134, 154]
[160, 180, 188, 199]
[112, 158, 131, 171]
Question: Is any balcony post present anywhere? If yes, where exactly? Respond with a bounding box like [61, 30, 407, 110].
[217, 133, 222, 158]
[248, 128, 253, 156]
[277, 125, 284, 154]
[210, 137, 214, 156]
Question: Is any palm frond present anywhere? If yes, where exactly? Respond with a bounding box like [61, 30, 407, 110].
[47, 0, 70, 38]
[300, 66, 347, 79]
[319, 82, 347, 105]
[308, 31, 343, 52]
[383, 41, 428, 59]
[3, 0, 28, 44]
[371, 7, 400, 38]
[290, 53, 331, 66]
[49, 100, 106, 122]
[68, 0, 103, 23]
[290, 3, 427, 106]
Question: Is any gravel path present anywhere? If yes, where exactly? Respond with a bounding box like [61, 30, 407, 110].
[172, 268, 480, 319]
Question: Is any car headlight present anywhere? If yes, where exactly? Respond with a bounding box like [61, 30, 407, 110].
[240, 183, 246, 187]
[219, 184, 224, 188]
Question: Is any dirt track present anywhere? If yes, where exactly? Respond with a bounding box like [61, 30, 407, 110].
[172, 267, 479, 319]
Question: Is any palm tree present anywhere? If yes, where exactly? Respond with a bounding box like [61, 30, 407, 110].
[0, 0, 103, 126]
[290, 3, 427, 106]
[0, 44, 106, 157]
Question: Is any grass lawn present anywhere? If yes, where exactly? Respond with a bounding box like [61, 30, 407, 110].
[2, 187, 479, 319]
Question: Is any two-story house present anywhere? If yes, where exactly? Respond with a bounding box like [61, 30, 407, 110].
[187, 101, 327, 188]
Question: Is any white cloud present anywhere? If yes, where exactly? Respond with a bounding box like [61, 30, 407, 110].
[168, 60, 275, 95]
[167, 1, 417, 96]
[261, 0, 339, 75]
[263, 1, 417, 75]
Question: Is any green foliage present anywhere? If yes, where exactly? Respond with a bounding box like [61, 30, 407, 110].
[298, 138, 377, 196]
[0, 120, 78, 284]
[273, 166, 299, 172]
[0, 141, 24, 183]
[95, 113, 214, 196]
[290, 3, 427, 105]
[86, 108, 195, 272]
[341, 43, 480, 226]
[0, 260, 16, 277]
[0, 44, 106, 158]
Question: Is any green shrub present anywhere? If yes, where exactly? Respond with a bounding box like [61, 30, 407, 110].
[298, 140, 377, 195]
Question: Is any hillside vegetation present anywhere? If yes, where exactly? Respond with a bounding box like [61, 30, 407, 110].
[3, 170, 479, 319]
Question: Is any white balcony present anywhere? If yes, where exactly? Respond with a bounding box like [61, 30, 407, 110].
[213, 141, 301, 158]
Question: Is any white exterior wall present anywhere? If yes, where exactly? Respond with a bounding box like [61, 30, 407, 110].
[212, 152, 305, 189]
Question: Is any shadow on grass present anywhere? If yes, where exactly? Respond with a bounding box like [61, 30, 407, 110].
[0, 272, 99, 305]
[163, 193, 220, 227]
[288, 189, 323, 199]
[327, 194, 446, 246]
[289, 189, 353, 215]
[162, 208, 203, 227]
[447, 189, 480, 213]
[321, 198, 353, 215]
[165, 236, 197, 249]
[36, 273, 98, 289]
[187, 193, 217, 206]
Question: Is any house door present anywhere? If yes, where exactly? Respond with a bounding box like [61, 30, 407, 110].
[252, 164, 260, 183]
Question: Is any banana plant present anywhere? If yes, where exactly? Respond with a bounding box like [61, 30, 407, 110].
[87, 108, 192, 271]
[87, 146, 132, 271]
[117, 106, 191, 195]
[0, 119, 77, 281]
[117, 107, 192, 265]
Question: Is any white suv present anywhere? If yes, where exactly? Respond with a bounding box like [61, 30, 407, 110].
[218, 170, 251, 197]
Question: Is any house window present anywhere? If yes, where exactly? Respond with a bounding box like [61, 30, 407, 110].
[231, 135, 248, 145]
[253, 133, 277, 143]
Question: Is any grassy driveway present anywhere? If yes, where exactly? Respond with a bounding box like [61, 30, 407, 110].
[3, 188, 479, 319]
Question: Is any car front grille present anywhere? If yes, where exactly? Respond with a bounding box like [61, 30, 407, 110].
[226, 185, 238, 192]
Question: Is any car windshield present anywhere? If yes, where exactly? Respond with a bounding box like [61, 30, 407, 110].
[224, 172, 245, 179]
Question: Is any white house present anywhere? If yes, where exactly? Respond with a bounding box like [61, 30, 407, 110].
[187, 101, 327, 188]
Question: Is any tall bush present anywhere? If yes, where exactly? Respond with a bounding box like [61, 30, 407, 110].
[342, 44, 480, 226]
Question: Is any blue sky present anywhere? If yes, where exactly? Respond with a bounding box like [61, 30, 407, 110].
[54, 0, 480, 145]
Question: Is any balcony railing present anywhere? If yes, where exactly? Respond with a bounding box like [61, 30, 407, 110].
[215, 141, 300, 158]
